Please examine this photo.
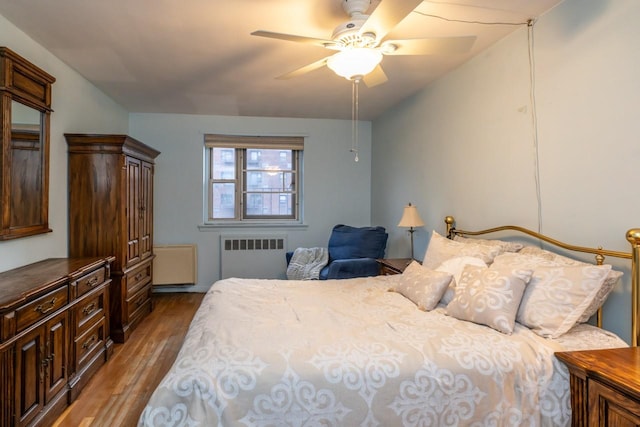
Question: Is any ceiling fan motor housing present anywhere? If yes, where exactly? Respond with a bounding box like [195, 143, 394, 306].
[334, 0, 375, 46]
[332, 17, 369, 45]
[342, 0, 372, 16]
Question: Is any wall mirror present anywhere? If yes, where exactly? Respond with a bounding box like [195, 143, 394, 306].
[0, 47, 56, 240]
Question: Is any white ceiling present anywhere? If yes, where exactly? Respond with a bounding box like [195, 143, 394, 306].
[0, 0, 563, 120]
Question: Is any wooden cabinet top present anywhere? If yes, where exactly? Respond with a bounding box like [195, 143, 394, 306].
[64, 134, 160, 160]
[0, 257, 114, 311]
[556, 347, 640, 401]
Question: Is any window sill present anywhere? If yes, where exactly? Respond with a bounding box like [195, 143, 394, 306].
[198, 222, 308, 231]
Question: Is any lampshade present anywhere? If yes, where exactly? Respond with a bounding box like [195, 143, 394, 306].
[327, 48, 383, 80]
[398, 203, 425, 228]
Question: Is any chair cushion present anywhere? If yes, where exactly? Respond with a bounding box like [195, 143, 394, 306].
[320, 258, 380, 280]
[328, 224, 388, 261]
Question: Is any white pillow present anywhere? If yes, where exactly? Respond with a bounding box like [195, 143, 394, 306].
[423, 231, 504, 270]
[446, 265, 533, 334]
[493, 251, 621, 327]
[436, 256, 488, 305]
[491, 252, 558, 269]
[516, 264, 612, 338]
[518, 246, 623, 323]
[453, 235, 524, 253]
[394, 261, 453, 311]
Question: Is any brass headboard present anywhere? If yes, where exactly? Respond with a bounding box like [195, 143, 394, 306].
[444, 216, 640, 346]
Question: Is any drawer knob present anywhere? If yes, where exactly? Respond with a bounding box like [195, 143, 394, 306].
[33, 297, 57, 315]
[82, 334, 98, 350]
[82, 302, 96, 316]
[134, 272, 144, 281]
[87, 276, 100, 287]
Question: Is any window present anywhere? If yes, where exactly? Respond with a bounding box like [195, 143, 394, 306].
[221, 149, 234, 164]
[205, 134, 303, 222]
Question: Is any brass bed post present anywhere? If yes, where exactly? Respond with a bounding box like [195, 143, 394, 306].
[445, 216, 455, 239]
[627, 229, 640, 346]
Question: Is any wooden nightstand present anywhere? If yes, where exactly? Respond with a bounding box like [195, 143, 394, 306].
[556, 347, 640, 426]
[377, 258, 414, 275]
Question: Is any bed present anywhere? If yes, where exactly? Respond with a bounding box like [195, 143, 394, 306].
[139, 217, 640, 426]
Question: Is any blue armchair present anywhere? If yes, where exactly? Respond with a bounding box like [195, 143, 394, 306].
[287, 224, 388, 280]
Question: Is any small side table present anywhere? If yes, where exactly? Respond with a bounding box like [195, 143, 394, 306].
[377, 258, 414, 275]
[556, 347, 640, 426]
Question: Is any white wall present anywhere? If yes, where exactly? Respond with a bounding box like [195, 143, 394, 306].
[0, 14, 129, 272]
[372, 0, 640, 343]
[129, 113, 372, 291]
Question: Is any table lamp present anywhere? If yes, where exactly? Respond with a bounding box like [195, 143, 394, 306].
[398, 203, 425, 260]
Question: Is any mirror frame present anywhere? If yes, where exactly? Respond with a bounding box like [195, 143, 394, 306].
[0, 47, 56, 240]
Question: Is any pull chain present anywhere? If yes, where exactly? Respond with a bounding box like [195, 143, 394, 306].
[351, 78, 359, 162]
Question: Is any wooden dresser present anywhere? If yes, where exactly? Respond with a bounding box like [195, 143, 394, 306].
[65, 134, 160, 343]
[0, 257, 114, 427]
[556, 347, 640, 426]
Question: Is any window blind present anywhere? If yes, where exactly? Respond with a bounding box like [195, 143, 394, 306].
[204, 134, 304, 150]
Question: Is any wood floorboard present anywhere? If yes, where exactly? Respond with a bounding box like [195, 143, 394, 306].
[52, 292, 204, 427]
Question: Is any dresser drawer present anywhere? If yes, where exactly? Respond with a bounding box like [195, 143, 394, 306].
[16, 285, 68, 333]
[74, 288, 106, 337]
[126, 283, 151, 320]
[74, 316, 107, 373]
[126, 261, 152, 298]
[73, 267, 106, 298]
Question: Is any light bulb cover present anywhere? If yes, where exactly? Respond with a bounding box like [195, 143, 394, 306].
[398, 203, 425, 228]
[327, 48, 383, 80]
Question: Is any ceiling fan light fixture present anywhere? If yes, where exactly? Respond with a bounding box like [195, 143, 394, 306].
[327, 48, 382, 80]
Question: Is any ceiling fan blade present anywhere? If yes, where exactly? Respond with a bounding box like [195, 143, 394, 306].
[251, 30, 336, 49]
[276, 56, 330, 80]
[359, 0, 424, 42]
[363, 65, 388, 87]
[383, 36, 476, 55]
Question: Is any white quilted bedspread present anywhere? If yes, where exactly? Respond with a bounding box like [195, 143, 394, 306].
[139, 276, 626, 427]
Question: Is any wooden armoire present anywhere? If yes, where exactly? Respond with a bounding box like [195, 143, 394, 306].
[65, 134, 160, 343]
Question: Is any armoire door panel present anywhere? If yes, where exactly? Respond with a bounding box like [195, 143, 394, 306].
[140, 160, 154, 259]
[126, 156, 141, 267]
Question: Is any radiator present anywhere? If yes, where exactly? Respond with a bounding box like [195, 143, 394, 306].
[152, 244, 198, 286]
[220, 235, 287, 279]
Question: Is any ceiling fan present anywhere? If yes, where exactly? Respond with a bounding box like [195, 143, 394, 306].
[251, 0, 477, 87]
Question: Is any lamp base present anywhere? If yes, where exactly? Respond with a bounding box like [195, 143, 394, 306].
[409, 228, 415, 260]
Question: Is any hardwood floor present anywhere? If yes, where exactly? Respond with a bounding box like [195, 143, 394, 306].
[52, 292, 204, 427]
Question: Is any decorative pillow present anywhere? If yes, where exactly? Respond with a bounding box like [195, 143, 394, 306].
[453, 235, 524, 253]
[577, 269, 622, 322]
[491, 252, 558, 269]
[517, 247, 623, 323]
[394, 261, 453, 311]
[446, 265, 533, 334]
[518, 246, 578, 263]
[516, 264, 612, 338]
[435, 256, 488, 305]
[423, 231, 504, 270]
